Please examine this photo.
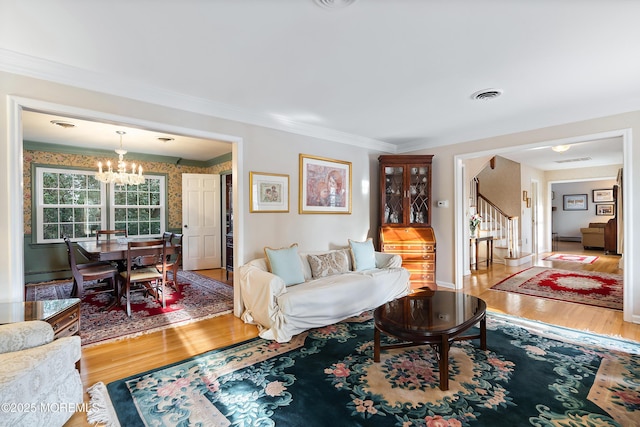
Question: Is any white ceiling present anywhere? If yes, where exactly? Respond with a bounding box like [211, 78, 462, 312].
[3, 0, 636, 168]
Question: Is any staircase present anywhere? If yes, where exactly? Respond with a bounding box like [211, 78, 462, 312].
[472, 178, 532, 266]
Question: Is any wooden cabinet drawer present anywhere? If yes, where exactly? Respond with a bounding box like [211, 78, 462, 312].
[409, 272, 435, 282]
[47, 304, 80, 339]
[55, 320, 80, 339]
[400, 252, 435, 262]
[382, 243, 435, 252]
[402, 261, 435, 271]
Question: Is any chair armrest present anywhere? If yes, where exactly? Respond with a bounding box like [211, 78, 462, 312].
[0, 321, 54, 354]
[375, 251, 402, 269]
[238, 264, 287, 328]
[0, 335, 81, 398]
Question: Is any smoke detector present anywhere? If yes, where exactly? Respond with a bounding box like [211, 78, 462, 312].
[471, 88, 503, 101]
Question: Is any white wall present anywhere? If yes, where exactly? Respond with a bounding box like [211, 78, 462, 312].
[552, 178, 617, 240]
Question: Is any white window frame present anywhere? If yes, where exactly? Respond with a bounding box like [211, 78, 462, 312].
[35, 167, 107, 243]
[35, 166, 166, 243]
[109, 174, 166, 238]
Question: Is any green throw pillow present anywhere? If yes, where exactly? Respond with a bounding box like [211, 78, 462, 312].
[264, 244, 305, 286]
[349, 238, 377, 271]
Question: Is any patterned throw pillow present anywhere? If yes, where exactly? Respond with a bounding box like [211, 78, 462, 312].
[307, 251, 350, 279]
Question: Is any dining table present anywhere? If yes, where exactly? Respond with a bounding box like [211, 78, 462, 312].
[76, 238, 181, 312]
[77, 239, 181, 264]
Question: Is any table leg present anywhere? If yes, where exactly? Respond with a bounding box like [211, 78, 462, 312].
[475, 240, 479, 270]
[374, 327, 381, 362]
[480, 315, 487, 351]
[439, 334, 450, 391]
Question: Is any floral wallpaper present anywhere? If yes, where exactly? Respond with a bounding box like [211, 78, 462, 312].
[23, 149, 231, 235]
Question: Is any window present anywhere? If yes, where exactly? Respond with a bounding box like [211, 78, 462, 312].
[112, 176, 166, 237]
[35, 166, 165, 243]
[37, 167, 104, 242]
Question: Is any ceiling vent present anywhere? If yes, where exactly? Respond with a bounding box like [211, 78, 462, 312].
[314, 0, 358, 9]
[471, 88, 503, 101]
[554, 157, 592, 164]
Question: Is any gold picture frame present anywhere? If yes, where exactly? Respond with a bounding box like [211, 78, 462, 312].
[249, 172, 289, 213]
[299, 154, 352, 214]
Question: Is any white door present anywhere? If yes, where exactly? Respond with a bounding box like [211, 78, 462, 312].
[182, 173, 221, 270]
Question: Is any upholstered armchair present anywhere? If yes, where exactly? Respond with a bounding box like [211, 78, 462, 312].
[0, 320, 82, 427]
[580, 222, 606, 249]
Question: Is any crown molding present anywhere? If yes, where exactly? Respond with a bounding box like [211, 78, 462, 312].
[1, 49, 397, 153]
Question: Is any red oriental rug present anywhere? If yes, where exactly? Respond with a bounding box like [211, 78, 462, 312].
[25, 270, 233, 347]
[491, 267, 623, 310]
[542, 253, 598, 264]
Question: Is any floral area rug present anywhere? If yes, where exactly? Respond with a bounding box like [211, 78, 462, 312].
[86, 312, 640, 427]
[543, 253, 599, 264]
[491, 267, 623, 310]
[25, 270, 233, 346]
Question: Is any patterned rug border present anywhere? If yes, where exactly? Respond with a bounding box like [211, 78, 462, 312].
[86, 311, 640, 427]
[26, 270, 233, 347]
[490, 267, 623, 310]
[542, 253, 599, 264]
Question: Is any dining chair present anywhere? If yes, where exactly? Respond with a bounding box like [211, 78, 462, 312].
[63, 236, 119, 299]
[119, 239, 168, 317]
[96, 229, 128, 242]
[162, 233, 183, 290]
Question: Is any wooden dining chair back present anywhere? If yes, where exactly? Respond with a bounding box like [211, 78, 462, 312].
[164, 233, 183, 289]
[119, 239, 167, 317]
[96, 229, 128, 242]
[63, 236, 118, 299]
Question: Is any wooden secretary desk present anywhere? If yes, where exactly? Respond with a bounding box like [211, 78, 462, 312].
[378, 155, 436, 290]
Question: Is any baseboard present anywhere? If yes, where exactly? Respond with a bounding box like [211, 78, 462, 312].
[504, 253, 533, 266]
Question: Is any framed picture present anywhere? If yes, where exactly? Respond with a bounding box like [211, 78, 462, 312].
[596, 204, 615, 216]
[592, 188, 614, 203]
[563, 194, 588, 211]
[249, 172, 289, 212]
[299, 154, 352, 214]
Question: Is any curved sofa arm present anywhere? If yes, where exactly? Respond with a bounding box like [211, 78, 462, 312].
[0, 320, 54, 354]
[239, 264, 287, 330]
[375, 251, 402, 269]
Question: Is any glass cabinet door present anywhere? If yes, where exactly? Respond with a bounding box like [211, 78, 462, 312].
[383, 166, 404, 224]
[409, 165, 429, 225]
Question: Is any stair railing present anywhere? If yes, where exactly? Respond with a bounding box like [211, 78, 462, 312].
[477, 194, 520, 259]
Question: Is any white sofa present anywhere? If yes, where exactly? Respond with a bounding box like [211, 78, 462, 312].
[239, 247, 410, 342]
[0, 320, 83, 427]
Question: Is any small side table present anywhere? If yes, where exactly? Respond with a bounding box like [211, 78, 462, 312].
[470, 236, 493, 270]
[0, 299, 80, 340]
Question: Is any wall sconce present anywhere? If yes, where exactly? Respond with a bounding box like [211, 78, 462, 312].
[522, 190, 528, 201]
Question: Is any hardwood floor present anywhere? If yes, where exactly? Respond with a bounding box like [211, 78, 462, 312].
[65, 244, 638, 426]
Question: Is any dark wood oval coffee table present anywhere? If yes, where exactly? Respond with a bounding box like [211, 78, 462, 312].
[373, 289, 487, 391]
